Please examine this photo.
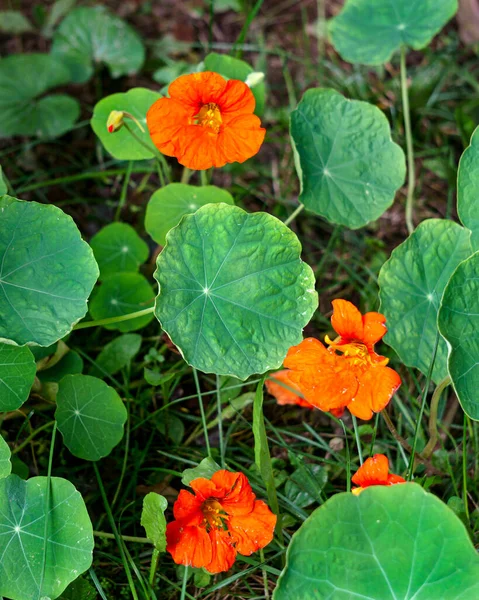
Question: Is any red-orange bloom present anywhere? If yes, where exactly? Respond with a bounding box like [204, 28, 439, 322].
[284, 299, 401, 420]
[166, 469, 276, 573]
[351, 454, 406, 495]
[146, 72, 265, 170]
[265, 370, 314, 408]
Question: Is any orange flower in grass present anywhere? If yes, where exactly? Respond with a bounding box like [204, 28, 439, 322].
[351, 454, 406, 495]
[284, 299, 401, 420]
[147, 72, 265, 170]
[166, 469, 276, 573]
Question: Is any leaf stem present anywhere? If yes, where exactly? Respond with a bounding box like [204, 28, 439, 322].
[73, 306, 155, 330]
[93, 530, 151, 543]
[400, 45, 415, 235]
[115, 160, 133, 221]
[216, 375, 225, 467]
[123, 122, 171, 184]
[180, 566, 189, 600]
[422, 375, 451, 459]
[192, 368, 212, 457]
[463, 413, 470, 521]
[12, 420, 55, 454]
[149, 548, 161, 586]
[352, 415, 363, 465]
[283, 203, 304, 226]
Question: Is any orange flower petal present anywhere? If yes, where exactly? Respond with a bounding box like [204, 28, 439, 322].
[217, 113, 265, 164]
[166, 521, 212, 568]
[284, 337, 333, 370]
[348, 365, 401, 420]
[351, 454, 390, 487]
[387, 473, 406, 485]
[172, 490, 203, 526]
[228, 500, 276, 556]
[175, 125, 223, 170]
[331, 299, 364, 341]
[205, 529, 237, 573]
[265, 370, 313, 408]
[189, 477, 221, 502]
[212, 470, 256, 516]
[146, 97, 192, 157]
[362, 311, 387, 347]
[168, 71, 227, 108]
[216, 79, 256, 122]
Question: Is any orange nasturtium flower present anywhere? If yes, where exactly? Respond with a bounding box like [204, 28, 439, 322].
[146, 71, 265, 170]
[283, 299, 401, 420]
[166, 469, 276, 573]
[351, 454, 406, 495]
[265, 369, 313, 408]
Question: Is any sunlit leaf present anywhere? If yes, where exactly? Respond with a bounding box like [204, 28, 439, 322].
[155, 203, 318, 379]
[0, 474, 94, 600]
[439, 251, 479, 420]
[379, 220, 472, 384]
[141, 492, 168, 551]
[274, 484, 479, 600]
[290, 88, 405, 229]
[329, 0, 458, 66]
[0, 197, 99, 346]
[145, 183, 234, 246]
[51, 6, 145, 83]
[0, 343, 36, 411]
[458, 125, 479, 251]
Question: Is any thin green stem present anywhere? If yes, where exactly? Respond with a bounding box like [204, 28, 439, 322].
[192, 368, 211, 457]
[216, 375, 225, 467]
[180, 566, 189, 600]
[112, 397, 131, 507]
[260, 548, 270, 599]
[115, 160, 133, 221]
[352, 415, 363, 465]
[123, 122, 171, 184]
[463, 414, 470, 521]
[369, 412, 380, 457]
[149, 548, 160, 587]
[12, 420, 55, 454]
[423, 375, 451, 459]
[93, 530, 151, 543]
[340, 419, 351, 492]
[400, 45, 415, 235]
[316, 0, 326, 85]
[233, 0, 265, 57]
[180, 167, 193, 184]
[73, 306, 155, 330]
[283, 203, 304, 227]
[38, 422, 57, 600]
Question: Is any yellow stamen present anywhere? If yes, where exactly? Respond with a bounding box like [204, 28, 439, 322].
[202, 498, 226, 530]
[325, 335, 389, 368]
[195, 103, 222, 133]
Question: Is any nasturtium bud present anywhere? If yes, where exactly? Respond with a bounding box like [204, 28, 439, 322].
[245, 71, 265, 88]
[106, 110, 125, 133]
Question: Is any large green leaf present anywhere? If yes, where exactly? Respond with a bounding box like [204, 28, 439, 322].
[0, 343, 36, 411]
[0, 54, 80, 138]
[90, 222, 149, 279]
[51, 6, 145, 83]
[290, 88, 405, 229]
[141, 492, 168, 552]
[458, 126, 479, 251]
[274, 484, 479, 600]
[145, 183, 235, 246]
[90, 88, 161, 160]
[329, 0, 458, 66]
[204, 52, 265, 115]
[438, 251, 479, 420]
[56, 374, 127, 461]
[379, 220, 472, 384]
[0, 474, 94, 600]
[89, 272, 155, 332]
[0, 197, 99, 346]
[155, 203, 318, 379]
[0, 435, 11, 479]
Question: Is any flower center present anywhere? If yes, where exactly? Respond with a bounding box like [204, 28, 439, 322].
[201, 498, 227, 530]
[195, 103, 222, 133]
[325, 336, 371, 367]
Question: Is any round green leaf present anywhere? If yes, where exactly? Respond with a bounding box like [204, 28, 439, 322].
[90, 333, 142, 377]
[0, 474, 94, 600]
[89, 272, 155, 332]
[90, 222, 149, 279]
[0, 343, 36, 411]
[329, 0, 458, 66]
[155, 203, 318, 379]
[0, 196, 99, 346]
[51, 6, 145, 83]
[290, 88, 405, 229]
[204, 52, 265, 115]
[0, 54, 80, 138]
[274, 484, 479, 600]
[438, 251, 479, 420]
[90, 88, 161, 160]
[379, 220, 472, 384]
[458, 126, 479, 251]
[141, 492, 168, 551]
[0, 435, 11, 479]
[145, 183, 235, 246]
[56, 374, 127, 461]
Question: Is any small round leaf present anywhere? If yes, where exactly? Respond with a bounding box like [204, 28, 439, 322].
[0, 197, 99, 346]
[458, 125, 479, 251]
[89, 333, 142, 377]
[145, 183, 235, 246]
[51, 6, 145, 83]
[89, 272, 155, 332]
[274, 484, 479, 600]
[0, 435, 11, 479]
[155, 203, 318, 380]
[290, 88, 405, 229]
[379, 220, 472, 384]
[0, 343, 36, 411]
[329, 0, 458, 66]
[56, 374, 127, 461]
[90, 88, 161, 160]
[0, 54, 80, 138]
[0, 474, 94, 600]
[90, 222, 149, 279]
[439, 251, 479, 420]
